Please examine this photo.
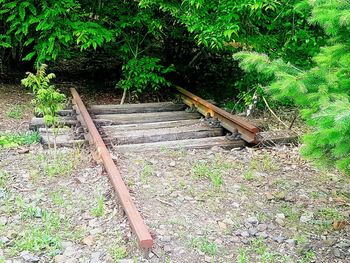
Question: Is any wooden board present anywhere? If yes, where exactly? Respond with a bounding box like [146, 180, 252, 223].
[101, 119, 202, 132]
[104, 124, 223, 145]
[94, 111, 201, 125]
[29, 117, 77, 129]
[90, 102, 185, 114]
[115, 136, 245, 152]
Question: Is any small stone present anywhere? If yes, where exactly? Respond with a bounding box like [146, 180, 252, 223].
[300, 212, 314, 223]
[246, 216, 259, 224]
[54, 255, 68, 263]
[204, 255, 212, 262]
[118, 260, 134, 263]
[231, 202, 240, 208]
[267, 223, 276, 230]
[276, 213, 285, 220]
[164, 245, 172, 252]
[248, 228, 258, 236]
[223, 218, 235, 225]
[148, 252, 155, 258]
[160, 236, 171, 243]
[105, 255, 114, 263]
[240, 231, 250, 238]
[273, 236, 285, 243]
[82, 235, 95, 246]
[275, 218, 285, 226]
[218, 222, 227, 230]
[285, 239, 296, 245]
[0, 217, 7, 226]
[333, 248, 341, 258]
[21, 251, 40, 262]
[256, 232, 268, 239]
[257, 224, 267, 231]
[169, 161, 176, 167]
[90, 252, 101, 263]
[230, 236, 240, 243]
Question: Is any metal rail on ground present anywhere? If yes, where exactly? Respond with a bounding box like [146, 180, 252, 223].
[71, 88, 153, 249]
[175, 86, 259, 143]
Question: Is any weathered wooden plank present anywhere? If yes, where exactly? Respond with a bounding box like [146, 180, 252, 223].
[40, 132, 86, 148]
[29, 117, 78, 130]
[101, 119, 201, 132]
[90, 102, 185, 114]
[94, 111, 201, 125]
[115, 136, 245, 152]
[105, 124, 223, 145]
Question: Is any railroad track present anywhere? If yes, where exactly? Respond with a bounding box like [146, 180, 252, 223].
[30, 87, 297, 250]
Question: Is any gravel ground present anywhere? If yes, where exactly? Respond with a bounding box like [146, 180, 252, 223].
[1, 84, 349, 263]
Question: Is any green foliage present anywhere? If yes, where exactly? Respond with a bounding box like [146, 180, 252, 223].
[117, 56, 174, 93]
[0, 0, 114, 64]
[6, 105, 27, 119]
[0, 131, 39, 148]
[234, 0, 350, 175]
[190, 236, 218, 256]
[91, 195, 105, 217]
[22, 64, 66, 126]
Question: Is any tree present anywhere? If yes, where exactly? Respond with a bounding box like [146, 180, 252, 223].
[233, 0, 350, 175]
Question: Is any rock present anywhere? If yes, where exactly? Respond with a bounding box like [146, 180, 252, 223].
[54, 255, 68, 263]
[267, 223, 276, 230]
[240, 231, 250, 238]
[273, 236, 285, 243]
[118, 260, 134, 263]
[248, 228, 258, 236]
[300, 212, 314, 223]
[82, 235, 95, 246]
[333, 248, 341, 258]
[246, 216, 259, 225]
[285, 239, 296, 245]
[257, 224, 267, 232]
[63, 246, 76, 257]
[104, 255, 114, 263]
[90, 252, 102, 263]
[164, 245, 172, 252]
[231, 202, 240, 208]
[204, 255, 212, 262]
[256, 232, 268, 239]
[223, 218, 235, 225]
[169, 161, 176, 167]
[20, 251, 40, 262]
[159, 236, 171, 243]
[275, 218, 285, 226]
[218, 221, 227, 230]
[0, 217, 7, 226]
[276, 213, 285, 220]
[229, 236, 240, 243]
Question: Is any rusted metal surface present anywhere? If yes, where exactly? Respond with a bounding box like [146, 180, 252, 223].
[71, 88, 153, 249]
[175, 86, 259, 143]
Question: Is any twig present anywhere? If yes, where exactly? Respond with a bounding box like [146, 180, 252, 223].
[262, 96, 289, 129]
[156, 198, 174, 207]
[289, 110, 298, 130]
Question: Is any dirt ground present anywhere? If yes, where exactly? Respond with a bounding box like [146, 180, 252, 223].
[0, 84, 349, 263]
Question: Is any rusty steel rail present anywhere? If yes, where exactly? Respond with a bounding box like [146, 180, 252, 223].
[175, 86, 259, 143]
[71, 88, 153, 249]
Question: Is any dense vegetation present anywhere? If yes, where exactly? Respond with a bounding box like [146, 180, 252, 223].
[0, 0, 349, 175]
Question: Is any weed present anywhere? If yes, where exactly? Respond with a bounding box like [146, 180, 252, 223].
[243, 169, 256, 181]
[0, 171, 9, 188]
[190, 237, 218, 256]
[91, 195, 105, 217]
[317, 207, 344, 221]
[298, 250, 315, 263]
[0, 131, 40, 148]
[249, 154, 278, 173]
[236, 248, 249, 263]
[280, 204, 300, 222]
[141, 163, 154, 181]
[39, 149, 80, 177]
[110, 245, 128, 260]
[6, 105, 25, 119]
[21, 205, 44, 219]
[191, 162, 223, 187]
[250, 238, 267, 255]
[50, 191, 66, 207]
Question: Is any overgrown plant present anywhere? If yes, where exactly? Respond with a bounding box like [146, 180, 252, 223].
[117, 56, 174, 104]
[233, 0, 350, 175]
[21, 64, 66, 153]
